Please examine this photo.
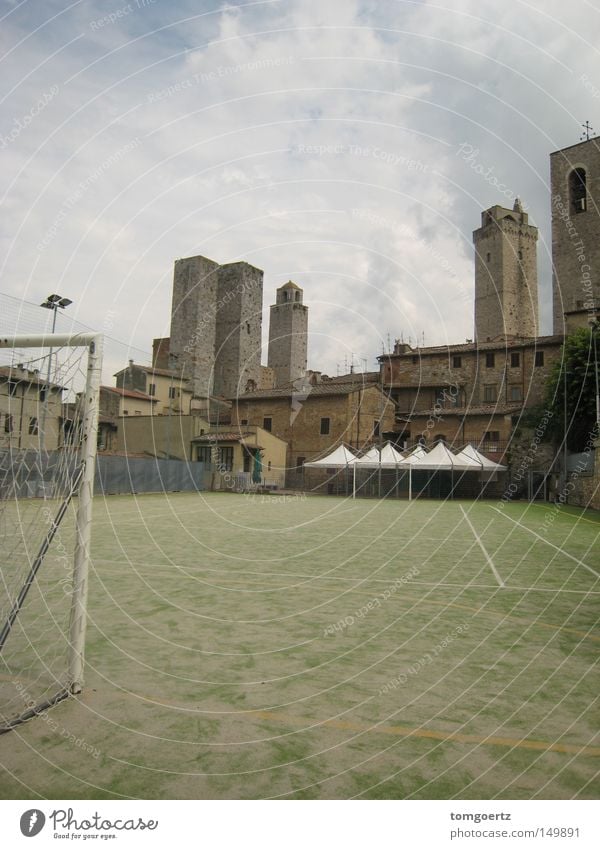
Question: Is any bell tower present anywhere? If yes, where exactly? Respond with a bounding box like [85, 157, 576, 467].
[267, 281, 308, 388]
[473, 199, 539, 341]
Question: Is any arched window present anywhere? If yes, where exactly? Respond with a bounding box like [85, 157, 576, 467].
[569, 168, 587, 214]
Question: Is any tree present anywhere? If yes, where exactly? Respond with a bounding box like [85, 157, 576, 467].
[543, 325, 600, 452]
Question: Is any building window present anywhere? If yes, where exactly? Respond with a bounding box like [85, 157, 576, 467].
[452, 355, 462, 368]
[263, 417, 272, 432]
[123, 410, 129, 416]
[296, 457, 305, 470]
[243, 451, 251, 473]
[518, 249, 523, 261]
[485, 353, 495, 368]
[510, 352, 520, 368]
[569, 167, 587, 214]
[216, 446, 234, 471]
[483, 385, 497, 403]
[240, 419, 248, 426]
[484, 430, 500, 443]
[29, 417, 38, 435]
[135, 410, 142, 416]
[510, 385, 523, 401]
[373, 420, 380, 437]
[320, 417, 330, 435]
[8, 381, 17, 397]
[39, 388, 46, 402]
[486, 252, 491, 262]
[148, 383, 156, 396]
[412, 355, 418, 364]
[4, 414, 13, 433]
[535, 351, 544, 367]
[168, 387, 178, 399]
[197, 446, 212, 464]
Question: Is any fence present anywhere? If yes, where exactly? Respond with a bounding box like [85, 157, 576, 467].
[0, 450, 211, 498]
[95, 455, 210, 495]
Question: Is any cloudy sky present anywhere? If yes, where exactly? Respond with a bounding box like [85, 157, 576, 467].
[1, 0, 599, 379]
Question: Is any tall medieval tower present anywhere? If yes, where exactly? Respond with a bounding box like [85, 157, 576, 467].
[267, 281, 308, 387]
[473, 201, 539, 341]
[169, 255, 263, 398]
[550, 137, 600, 334]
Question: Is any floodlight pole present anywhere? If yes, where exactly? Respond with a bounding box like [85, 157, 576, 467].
[39, 295, 72, 451]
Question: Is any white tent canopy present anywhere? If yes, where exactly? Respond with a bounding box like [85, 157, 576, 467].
[379, 442, 405, 467]
[455, 443, 507, 471]
[407, 441, 480, 471]
[304, 444, 356, 468]
[400, 445, 427, 463]
[349, 446, 381, 466]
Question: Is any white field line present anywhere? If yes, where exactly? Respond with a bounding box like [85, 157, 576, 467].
[490, 507, 600, 581]
[90, 558, 600, 594]
[459, 506, 505, 588]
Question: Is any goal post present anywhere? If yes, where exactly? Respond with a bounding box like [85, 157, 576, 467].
[0, 332, 102, 730]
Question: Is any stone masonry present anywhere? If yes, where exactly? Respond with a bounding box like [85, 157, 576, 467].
[473, 201, 539, 341]
[168, 255, 263, 399]
[550, 137, 600, 334]
[267, 281, 308, 387]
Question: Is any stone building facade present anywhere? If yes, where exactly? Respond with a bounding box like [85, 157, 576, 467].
[114, 360, 192, 414]
[379, 335, 563, 454]
[231, 372, 395, 476]
[267, 281, 308, 387]
[473, 201, 539, 341]
[0, 365, 63, 451]
[168, 255, 263, 399]
[550, 137, 600, 334]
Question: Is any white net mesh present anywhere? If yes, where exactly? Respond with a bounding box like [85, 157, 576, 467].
[0, 342, 92, 731]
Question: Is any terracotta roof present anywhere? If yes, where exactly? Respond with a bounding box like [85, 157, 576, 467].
[380, 335, 564, 360]
[397, 403, 524, 419]
[237, 372, 381, 401]
[101, 386, 157, 402]
[113, 364, 190, 381]
[192, 431, 254, 443]
[278, 280, 302, 290]
[0, 366, 63, 390]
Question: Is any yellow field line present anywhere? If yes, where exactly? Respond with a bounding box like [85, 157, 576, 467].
[248, 709, 600, 757]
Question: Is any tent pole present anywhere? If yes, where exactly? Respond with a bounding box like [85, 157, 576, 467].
[409, 466, 412, 502]
[352, 462, 356, 499]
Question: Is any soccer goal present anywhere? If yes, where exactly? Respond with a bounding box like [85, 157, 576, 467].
[0, 333, 102, 732]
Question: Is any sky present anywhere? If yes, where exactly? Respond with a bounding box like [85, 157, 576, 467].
[1, 0, 599, 380]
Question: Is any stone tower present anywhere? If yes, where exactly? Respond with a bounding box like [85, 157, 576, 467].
[267, 281, 308, 387]
[473, 201, 539, 341]
[169, 255, 263, 399]
[550, 137, 600, 334]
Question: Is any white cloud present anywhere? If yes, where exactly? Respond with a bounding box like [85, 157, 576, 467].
[1, 0, 598, 379]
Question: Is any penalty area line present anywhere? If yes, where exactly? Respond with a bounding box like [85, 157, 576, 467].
[490, 507, 600, 580]
[460, 506, 504, 588]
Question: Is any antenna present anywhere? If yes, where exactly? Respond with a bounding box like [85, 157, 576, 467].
[386, 332, 391, 354]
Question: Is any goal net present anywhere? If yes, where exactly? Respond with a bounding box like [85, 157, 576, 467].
[0, 333, 102, 732]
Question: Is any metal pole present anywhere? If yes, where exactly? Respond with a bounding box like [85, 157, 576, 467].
[39, 306, 57, 451]
[409, 465, 412, 502]
[593, 322, 600, 431]
[68, 335, 103, 693]
[353, 461, 356, 499]
[563, 363, 568, 505]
